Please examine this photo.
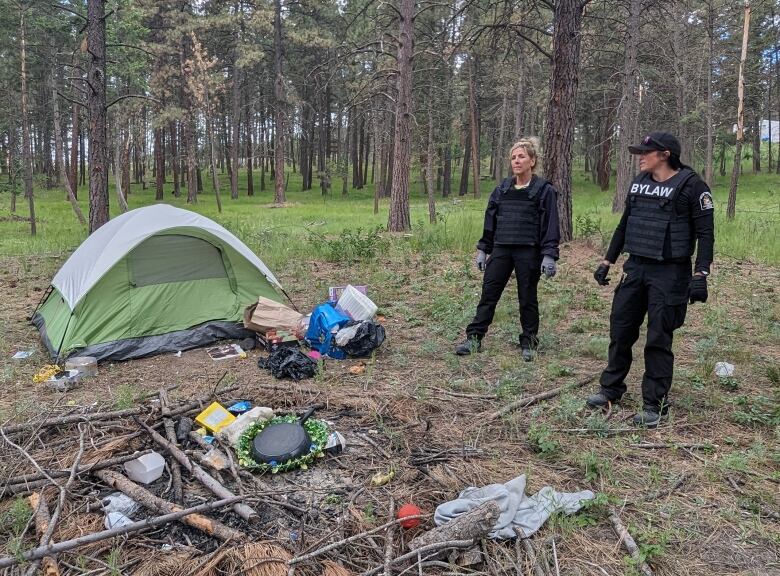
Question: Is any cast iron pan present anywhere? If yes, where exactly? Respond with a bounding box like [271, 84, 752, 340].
[251, 406, 317, 465]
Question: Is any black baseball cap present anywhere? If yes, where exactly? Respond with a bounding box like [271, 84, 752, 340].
[628, 132, 681, 156]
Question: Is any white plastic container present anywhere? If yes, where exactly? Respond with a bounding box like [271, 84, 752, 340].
[124, 451, 166, 484]
[102, 492, 140, 516]
[336, 285, 377, 321]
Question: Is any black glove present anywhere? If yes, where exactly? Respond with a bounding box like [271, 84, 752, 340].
[689, 275, 708, 304]
[594, 263, 610, 286]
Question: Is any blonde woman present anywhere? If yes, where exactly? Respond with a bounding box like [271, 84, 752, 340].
[455, 138, 560, 361]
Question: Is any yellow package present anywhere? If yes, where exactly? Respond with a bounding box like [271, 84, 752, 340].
[194, 402, 236, 434]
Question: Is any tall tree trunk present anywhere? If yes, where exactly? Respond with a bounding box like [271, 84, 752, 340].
[351, 110, 361, 188]
[752, 115, 761, 173]
[543, 0, 586, 242]
[495, 91, 507, 183]
[705, 1, 715, 185]
[87, 0, 109, 233]
[468, 58, 480, 198]
[373, 107, 383, 214]
[443, 145, 452, 197]
[169, 121, 180, 197]
[387, 0, 414, 232]
[728, 0, 751, 220]
[206, 105, 222, 213]
[70, 102, 79, 199]
[246, 99, 254, 196]
[155, 127, 165, 200]
[181, 36, 198, 204]
[514, 44, 526, 139]
[231, 65, 241, 200]
[426, 101, 436, 224]
[272, 0, 286, 204]
[121, 120, 131, 200]
[459, 129, 471, 196]
[114, 127, 129, 213]
[51, 74, 86, 225]
[614, 0, 640, 212]
[19, 8, 36, 235]
[362, 117, 370, 186]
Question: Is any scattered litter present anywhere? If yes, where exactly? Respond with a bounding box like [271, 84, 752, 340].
[306, 303, 350, 358]
[435, 473, 595, 539]
[104, 511, 133, 529]
[65, 356, 98, 378]
[348, 364, 366, 375]
[174, 351, 182, 357]
[324, 431, 347, 455]
[227, 401, 252, 415]
[206, 344, 246, 361]
[258, 348, 318, 380]
[257, 329, 299, 351]
[124, 451, 166, 484]
[102, 492, 141, 517]
[12, 350, 33, 359]
[217, 406, 274, 447]
[307, 350, 321, 361]
[370, 468, 395, 486]
[203, 435, 216, 444]
[33, 364, 62, 384]
[176, 417, 192, 442]
[714, 361, 735, 377]
[335, 285, 377, 321]
[398, 503, 422, 529]
[243, 296, 303, 333]
[342, 321, 386, 357]
[202, 448, 229, 471]
[335, 324, 361, 346]
[329, 284, 368, 302]
[238, 337, 257, 351]
[195, 402, 237, 434]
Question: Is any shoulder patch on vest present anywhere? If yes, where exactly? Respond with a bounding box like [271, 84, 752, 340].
[699, 191, 714, 211]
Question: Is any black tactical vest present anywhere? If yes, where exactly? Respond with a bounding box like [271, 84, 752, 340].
[623, 168, 696, 260]
[494, 176, 548, 246]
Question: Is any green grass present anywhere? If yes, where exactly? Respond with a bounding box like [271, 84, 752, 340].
[1, 157, 778, 265]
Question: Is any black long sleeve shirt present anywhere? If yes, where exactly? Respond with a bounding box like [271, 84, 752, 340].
[476, 178, 561, 260]
[605, 175, 715, 273]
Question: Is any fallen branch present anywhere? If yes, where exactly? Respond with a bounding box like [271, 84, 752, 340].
[94, 469, 245, 542]
[27, 493, 60, 576]
[360, 540, 474, 576]
[159, 388, 183, 505]
[630, 443, 713, 450]
[488, 374, 597, 420]
[0, 385, 239, 435]
[409, 500, 499, 551]
[520, 537, 546, 576]
[609, 510, 654, 576]
[383, 498, 395, 576]
[643, 473, 690, 502]
[0, 496, 243, 569]
[138, 420, 258, 523]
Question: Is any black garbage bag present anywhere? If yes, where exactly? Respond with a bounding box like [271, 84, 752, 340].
[343, 321, 386, 357]
[258, 347, 318, 380]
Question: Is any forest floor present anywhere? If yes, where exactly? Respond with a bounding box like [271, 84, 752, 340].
[0, 235, 778, 576]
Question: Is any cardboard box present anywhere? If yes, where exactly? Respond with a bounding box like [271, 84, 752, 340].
[243, 296, 303, 333]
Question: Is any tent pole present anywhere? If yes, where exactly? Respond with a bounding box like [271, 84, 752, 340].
[54, 313, 74, 365]
[279, 287, 299, 312]
[28, 285, 54, 322]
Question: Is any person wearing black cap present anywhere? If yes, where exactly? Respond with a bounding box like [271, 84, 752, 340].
[455, 137, 560, 361]
[586, 131, 714, 427]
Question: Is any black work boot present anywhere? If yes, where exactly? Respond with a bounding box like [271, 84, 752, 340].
[521, 345, 534, 362]
[632, 409, 662, 428]
[585, 391, 614, 409]
[455, 337, 482, 356]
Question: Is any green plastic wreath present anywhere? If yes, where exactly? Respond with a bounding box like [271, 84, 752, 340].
[236, 415, 329, 474]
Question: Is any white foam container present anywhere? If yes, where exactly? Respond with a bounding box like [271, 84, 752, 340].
[124, 451, 166, 484]
[65, 356, 98, 378]
[336, 285, 377, 321]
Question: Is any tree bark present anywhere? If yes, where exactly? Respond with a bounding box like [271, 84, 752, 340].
[246, 96, 254, 196]
[426, 101, 436, 224]
[69, 103, 79, 199]
[273, 0, 286, 204]
[387, 0, 414, 232]
[728, 1, 751, 220]
[409, 501, 500, 551]
[154, 128, 165, 200]
[543, 0, 586, 242]
[87, 0, 109, 233]
[169, 121, 180, 197]
[614, 0, 640, 212]
[468, 57, 480, 198]
[705, 2, 715, 185]
[19, 7, 36, 236]
[459, 129, 471, 196]
[495, 91, 507, 183]
[28, 492, 60, 576]
[231, 64, 241, 200]
[51, 75, 86, 225]
[114, 126, 129, 213]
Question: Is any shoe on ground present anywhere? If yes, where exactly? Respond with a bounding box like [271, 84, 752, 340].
[632, 409, 663, 428]
[455, 338, 482, 356]
[521, 346, 534, 362]
[585, 391, 613, 408]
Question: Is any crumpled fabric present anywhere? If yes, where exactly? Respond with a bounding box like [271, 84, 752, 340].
[434, 474, 595, 539]
[258, 348, 317, 380]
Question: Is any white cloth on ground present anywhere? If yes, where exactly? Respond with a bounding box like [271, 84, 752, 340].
[434, 473, 595, 539]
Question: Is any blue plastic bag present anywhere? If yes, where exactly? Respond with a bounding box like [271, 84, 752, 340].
[305, 303, 350, 358]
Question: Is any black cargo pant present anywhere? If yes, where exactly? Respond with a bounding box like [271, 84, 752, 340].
[466, 245, 542, 347]
[599, 256, 691, 411]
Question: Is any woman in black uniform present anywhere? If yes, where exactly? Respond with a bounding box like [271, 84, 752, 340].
[455, 137, 560, 361]
[586, 132, 714, 427]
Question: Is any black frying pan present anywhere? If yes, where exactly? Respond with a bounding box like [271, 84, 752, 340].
[251, 406, 317, 465]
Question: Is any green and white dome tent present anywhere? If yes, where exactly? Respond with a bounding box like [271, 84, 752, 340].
[33, 204, 283, 363]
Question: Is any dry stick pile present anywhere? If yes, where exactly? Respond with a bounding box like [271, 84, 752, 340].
[0, 369, 661, 576]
